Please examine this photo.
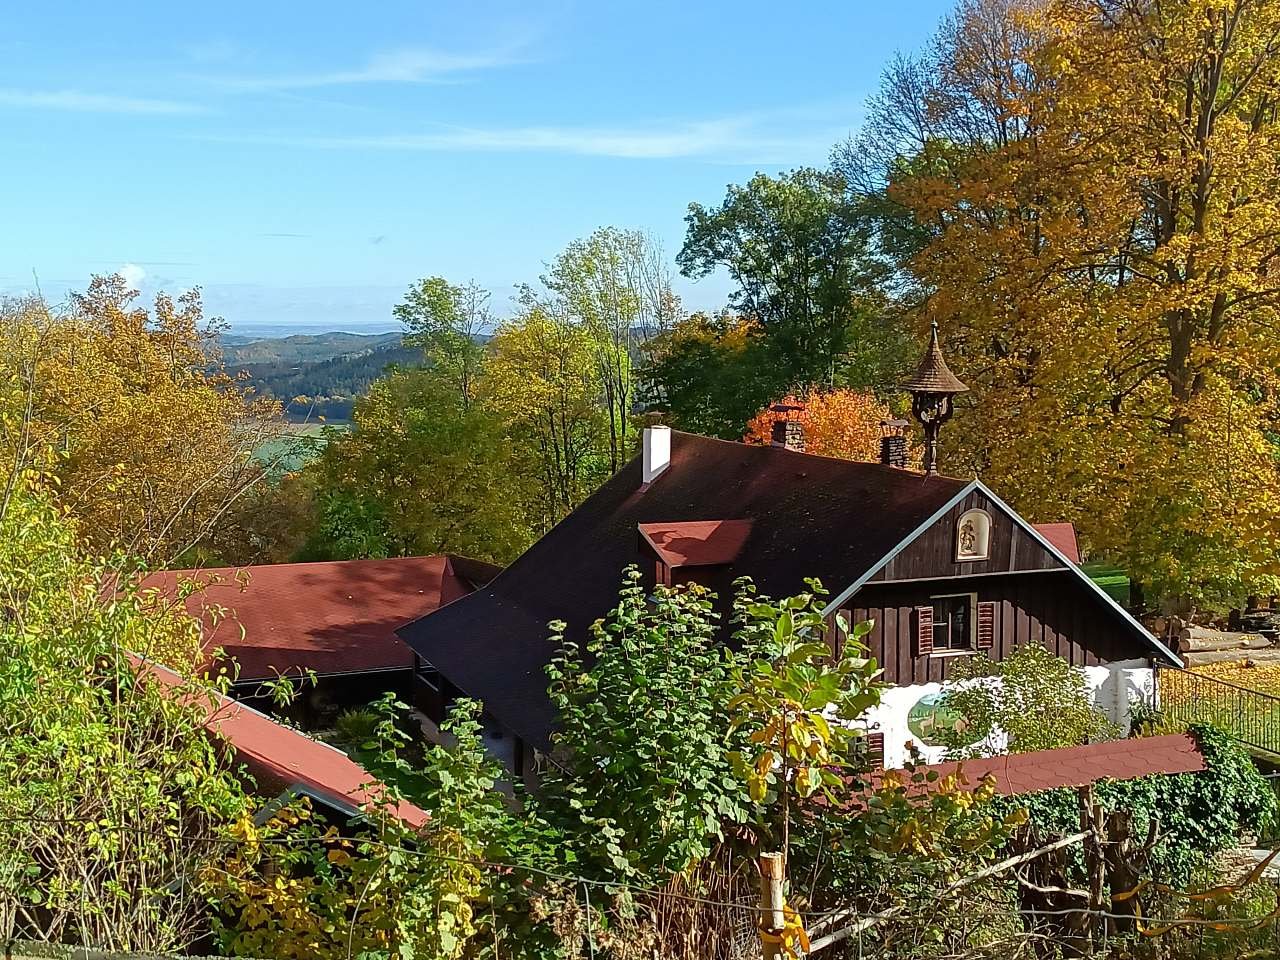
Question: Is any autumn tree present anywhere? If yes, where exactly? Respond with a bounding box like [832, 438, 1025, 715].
[844, 0, 1280, 605]
[743, 388, 917, 463]
[0, 277, 283, 566]
[679, 168, 893, 387]
[483, 300, 608, 527]
[543, 227, 678, 471]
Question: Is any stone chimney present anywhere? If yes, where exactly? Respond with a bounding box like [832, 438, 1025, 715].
[879, 418, 909, 469]
[771, 418, 805, 453]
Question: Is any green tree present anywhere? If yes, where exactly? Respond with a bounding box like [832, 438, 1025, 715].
[727, 580, 883, 861]
[544, 569, 753, 880]
[638, 312, 787, 439]
[298, 366, 536, 563]
[543, 227, 678, 471]
[678, 168, 890, 387]
[394, 276, 489, 408]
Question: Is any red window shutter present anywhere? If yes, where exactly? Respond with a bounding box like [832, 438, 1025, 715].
[866, 732, 885, 768]
[976, 601, 996, 650]
[914, 606, 934, 657]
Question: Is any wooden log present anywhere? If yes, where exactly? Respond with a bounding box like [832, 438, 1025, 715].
[1181, 648, 1280, 667]
[1177, 627, 1270, 653]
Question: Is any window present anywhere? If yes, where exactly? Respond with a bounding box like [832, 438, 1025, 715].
[931, 593, 976, 652]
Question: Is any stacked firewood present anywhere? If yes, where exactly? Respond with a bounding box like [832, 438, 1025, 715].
[1168, 621, 1279, 667]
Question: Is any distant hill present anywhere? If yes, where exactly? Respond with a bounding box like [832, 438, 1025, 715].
[221, 331, 406, 366]
[221, 331, 421, 422]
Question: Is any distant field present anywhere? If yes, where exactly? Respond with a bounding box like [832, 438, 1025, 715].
[254, 421, 349, 473]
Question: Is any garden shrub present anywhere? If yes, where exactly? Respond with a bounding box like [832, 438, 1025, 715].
[1010, 725, 1276, 885]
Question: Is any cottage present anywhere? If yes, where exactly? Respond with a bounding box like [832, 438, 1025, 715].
[398, 357, 1178, 783]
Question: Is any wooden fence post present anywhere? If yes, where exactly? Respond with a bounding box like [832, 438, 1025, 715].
[759, 851, 785, 960]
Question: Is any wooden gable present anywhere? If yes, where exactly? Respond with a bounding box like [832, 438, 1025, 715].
[866, 488, 1065, 584]
[823, 482, 1176, 684]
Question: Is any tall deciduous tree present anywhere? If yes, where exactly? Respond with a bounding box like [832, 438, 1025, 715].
[298, 366, 537, 563]
[638, 313, 786, 439]
[543, 227, 678, 471]
[847, 0, 1280, 604]
[483, 300, 607, 527]
[394, 276, 490, 408]
[678, 168, 891, 387]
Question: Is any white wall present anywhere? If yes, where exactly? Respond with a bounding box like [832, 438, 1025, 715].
[863, 658, 1155, 770]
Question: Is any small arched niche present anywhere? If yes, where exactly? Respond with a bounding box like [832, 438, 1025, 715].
[955, 508, 992, 562]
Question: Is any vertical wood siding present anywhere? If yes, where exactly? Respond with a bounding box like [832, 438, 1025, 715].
[838, 572, 1146, 686]
[868, 489, 1063, 582]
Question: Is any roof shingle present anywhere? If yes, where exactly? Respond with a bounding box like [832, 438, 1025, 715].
[876, 733, 1205, 798]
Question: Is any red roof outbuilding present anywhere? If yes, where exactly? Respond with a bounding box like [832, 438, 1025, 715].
[142, 556, 498, 681]
[138, 656, 429, 827]
[877, 733, 1205, 798]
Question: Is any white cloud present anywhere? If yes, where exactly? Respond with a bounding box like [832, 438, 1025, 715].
[0, 88, 203, 115]
[218, 46, 522, 90]
[199, 114, 843, 164]
[119, 263, 147, 289]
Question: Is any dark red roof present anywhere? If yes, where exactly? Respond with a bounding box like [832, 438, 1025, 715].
[139, 657, 428, 827]
[142, 556, 496, 681]
[1033, 522, 1081, 564]
[399, 431, 967, 750]
[878, 734, 1204, 797]
[639, 519, 754, 568]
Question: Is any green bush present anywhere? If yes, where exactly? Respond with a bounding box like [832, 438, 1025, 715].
[1010, 725, 1276, 885]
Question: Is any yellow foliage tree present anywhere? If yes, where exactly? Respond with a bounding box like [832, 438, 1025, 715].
[0, 275, 283, 565]
[481, 300, 608, 528]
[744, 389, 916, 464]
[863, 0, 1280, 605]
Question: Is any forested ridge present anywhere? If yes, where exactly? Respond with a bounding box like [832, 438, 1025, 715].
[224, 333, 421, 421]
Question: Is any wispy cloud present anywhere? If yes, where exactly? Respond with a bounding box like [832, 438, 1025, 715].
[199, 114, 842, 164]
[0, 88, 203, 115]
[215, 46, 523, 91]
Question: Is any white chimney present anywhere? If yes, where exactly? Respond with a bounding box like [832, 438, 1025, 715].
[642, 425, 671, 486]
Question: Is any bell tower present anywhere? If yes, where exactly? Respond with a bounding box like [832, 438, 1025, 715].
[903, 321, 968, 476]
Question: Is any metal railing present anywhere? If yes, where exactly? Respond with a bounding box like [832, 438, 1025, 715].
[1157, 665, 1280, 755]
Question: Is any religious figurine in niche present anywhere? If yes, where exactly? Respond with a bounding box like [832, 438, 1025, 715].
[955, 508, 991, 561]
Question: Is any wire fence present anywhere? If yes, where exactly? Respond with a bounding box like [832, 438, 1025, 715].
[1157, 666, 1280, 755]
[8, 812, 1280, 960]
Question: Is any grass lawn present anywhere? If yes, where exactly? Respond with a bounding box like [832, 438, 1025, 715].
[254, 421, 348, 473]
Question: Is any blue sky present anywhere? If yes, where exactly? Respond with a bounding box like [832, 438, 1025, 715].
[1, 1, 953, 331]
